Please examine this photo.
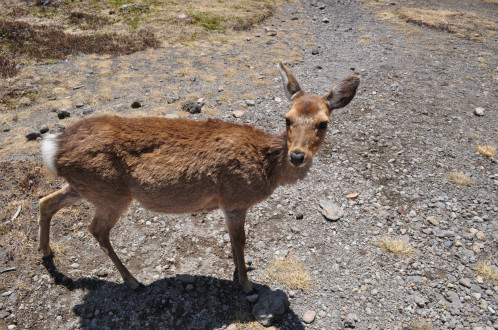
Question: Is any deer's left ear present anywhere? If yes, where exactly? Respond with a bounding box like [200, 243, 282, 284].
[324, 76, 360, 110]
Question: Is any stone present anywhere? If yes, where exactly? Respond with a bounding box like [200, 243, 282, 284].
[131, 101, 142, 108]
[0, 310, 10, 319]
[181, 100, 202, 114]
[312, 49, 320, 55]
[246, 293, 259, 303]
[26, 128, 42, 140]
[474, 107, 484, 116]
[165, 114, 179, 119]
[459, 278, 472, 288]
[167, 97, 179, 104]
[39, 125, 49, 134]
[83, 108, 94, 115]
[75, 103, 84, 108]
[252, 289, 289, 326]
[57, 109, 70, 119]
[302, 310, 316, 324]
[245, 100, 256, 107]
[319, 200, 344, 221]
[322, 18, 330, 23]
[426, 216, 439, 226]
[233, 110, 244, 118]
[2, 125, 11, 132]
[475, 231, 486, 241]
[50, 124, 65, 134]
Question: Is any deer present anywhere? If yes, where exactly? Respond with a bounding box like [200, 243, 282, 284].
[38, 63, 359, 295]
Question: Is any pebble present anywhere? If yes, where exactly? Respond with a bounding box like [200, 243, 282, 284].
[322, 18, 330, 23]
[83, 108, 94, 115]
[39, 125, 49, 134]
[70, 263, 80, 269]
[319, 200, 344, 221]
[426, 216, 439, 226]
[474, 107, 485, 116]
[57, 109, 70, 119]
[165, 114, 180, 119]
[245, 99, 256, 106]
[26, 128, 41, 140]
[459, 278, 472, 288]
[131, 101, 142, 108]
[75, 103, 84, 108]
[302, 310, 316, 324]
[233, 110, 244, 118]
[2, 125, 11, 132]
[475, 231, 486, 241]
[0, 310, 10, 319]
[181, 100, 202, 114]
[252, 289, 289, 326]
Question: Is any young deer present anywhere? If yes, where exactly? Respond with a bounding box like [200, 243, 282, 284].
[39, 63, 359, 294]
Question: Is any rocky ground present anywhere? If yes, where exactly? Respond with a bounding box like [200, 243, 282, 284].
[0, 0, 497, 329]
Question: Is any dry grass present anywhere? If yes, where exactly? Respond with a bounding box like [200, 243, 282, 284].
[377, 236, 414, 256]
[447, 172, 474, 186]
[387, 8, 497, 41]
[476, 145, 496, 158]
[475, 261, 498, 283]
[267, 256, 312, 290]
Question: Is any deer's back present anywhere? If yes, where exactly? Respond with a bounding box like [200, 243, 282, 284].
[54, 115, 277, 212]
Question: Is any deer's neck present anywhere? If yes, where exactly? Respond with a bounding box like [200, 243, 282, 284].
[267, 132, 311, 188]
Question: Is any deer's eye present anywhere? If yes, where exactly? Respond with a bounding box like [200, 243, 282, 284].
[318, 121, 328, 130]
[286, 118, 291, 126]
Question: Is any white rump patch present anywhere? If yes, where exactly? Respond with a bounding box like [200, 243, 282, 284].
[41, 134, 59, 176]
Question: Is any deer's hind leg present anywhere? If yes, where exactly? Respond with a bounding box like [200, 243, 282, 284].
[39, 184, 81, 257]
[88, 197, 141, 290]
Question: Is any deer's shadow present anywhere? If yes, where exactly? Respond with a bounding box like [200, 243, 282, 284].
[42, 257, 305, 329]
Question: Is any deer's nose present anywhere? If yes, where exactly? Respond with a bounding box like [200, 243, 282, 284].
[290, 151, 305, 166]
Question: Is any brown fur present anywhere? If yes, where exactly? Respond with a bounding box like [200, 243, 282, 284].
[38, 63, 359, 294]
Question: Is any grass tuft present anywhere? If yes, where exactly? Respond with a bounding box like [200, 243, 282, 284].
[447, 172, 474, 186]
[377, 236, 414, 256]
[267, 256, 311, 290]
[475, 261, 498, 283]
[476, 145, 496, 158]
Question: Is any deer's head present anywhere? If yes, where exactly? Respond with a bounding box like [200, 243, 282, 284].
[278, 63, 360, 167]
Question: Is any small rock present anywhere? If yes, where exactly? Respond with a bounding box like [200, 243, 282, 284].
[0, 310, 10, 319]
[312, 49, 320, 55]
[83, 108, 94, 115]
[167, 97, 179, 104]
[475, 232, 486, 241]
[131, 101, 142, 108]
[75, 103, 84, 108]
[322, 18, 330, 23]
[274, 97, 282, 102]
[245, 100, 256, 107]
[70, 263, 80, 269]
[252, 289, 289, 326]
[319, 200, 344, 221]
[459, 278, 472, 288]
[26, 128, 41, 140]
[233, 110, 244, 118]
[318, 310, 326, 318]
[7, 325, 16, 330]
[302, 310, 316, 324]
[39, 125, 49, 134]
[57, 109, 70, 119]
[346, 192, 359, 199]
[2, 125, 11, 132]
[426, 216, 439, 226]
[181, 100, 202, 114]
[474, 107, 484, 116]
[165, 114, 180, 119]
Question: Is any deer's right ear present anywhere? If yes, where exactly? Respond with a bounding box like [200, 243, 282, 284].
[278, 63, 302, 100]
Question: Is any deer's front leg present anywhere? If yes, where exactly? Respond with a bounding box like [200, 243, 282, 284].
[223, 209, 253, 294]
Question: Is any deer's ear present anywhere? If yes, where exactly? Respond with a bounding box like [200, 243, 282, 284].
[324, 76, 360, 110]
[278, 63, 303, 100]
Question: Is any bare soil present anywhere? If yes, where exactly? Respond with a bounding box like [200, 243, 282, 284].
[0, 0, 497, 329]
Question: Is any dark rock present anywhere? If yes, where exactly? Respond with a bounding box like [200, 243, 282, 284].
[2, 125, 11, 132]
[181, 100, 202, 114]
[131, 101, 142, 108]
[75, 103, 84, 108]
[26, 128, 42, 140]
[57, 109, 70, 119]
[252, 289, 289, 326]
[312, 49, 320, 55]
[39, 125, 49, 134]
[83, 108, 94, 115]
